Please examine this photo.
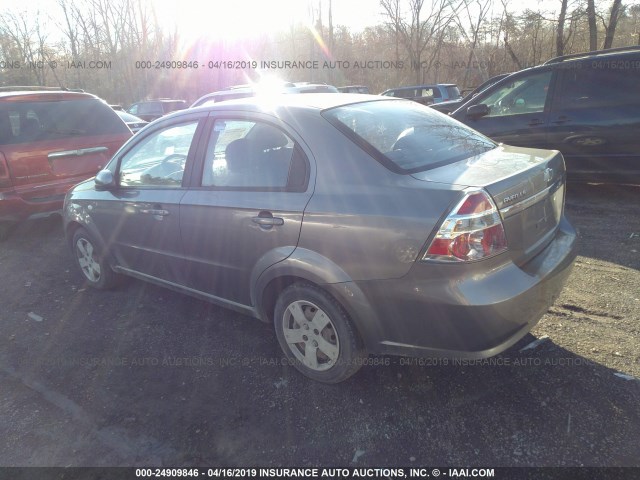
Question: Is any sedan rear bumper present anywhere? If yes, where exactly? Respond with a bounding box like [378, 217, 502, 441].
[330, 216, 577, 358]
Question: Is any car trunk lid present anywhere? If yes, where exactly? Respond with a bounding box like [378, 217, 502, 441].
[411, 145, 566, 264]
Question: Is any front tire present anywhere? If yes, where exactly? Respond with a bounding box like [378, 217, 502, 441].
[72, 227, 118, 289]
[274, 283, 367, 383]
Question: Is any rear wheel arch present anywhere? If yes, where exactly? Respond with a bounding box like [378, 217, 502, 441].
[259, 275, 303, 324]
[253, 254, 382, 351]
[273, 281, 368, 383]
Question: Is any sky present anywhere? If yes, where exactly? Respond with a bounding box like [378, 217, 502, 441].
[3, 0, 559, 43]
[2, 0, 387, 39]
[159, 0, 387, 40]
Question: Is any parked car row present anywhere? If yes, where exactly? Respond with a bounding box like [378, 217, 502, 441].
[190, 82, 340, 107]
[1, 47, 637, 384]
[380, 84, 462, 105]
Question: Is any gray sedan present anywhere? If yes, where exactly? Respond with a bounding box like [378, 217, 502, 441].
[63, 94, 577, 383]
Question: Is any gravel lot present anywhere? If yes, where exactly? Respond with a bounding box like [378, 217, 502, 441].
[0, 183, 638, 468]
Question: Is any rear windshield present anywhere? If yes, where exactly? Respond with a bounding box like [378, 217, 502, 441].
[322, 99, 496, 173]
[0, 98, 129, 145]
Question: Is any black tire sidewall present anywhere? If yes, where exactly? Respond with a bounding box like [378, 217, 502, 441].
[274, 283, 365, 383]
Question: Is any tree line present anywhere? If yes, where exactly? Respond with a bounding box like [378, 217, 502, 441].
[0, 0, 637, 106]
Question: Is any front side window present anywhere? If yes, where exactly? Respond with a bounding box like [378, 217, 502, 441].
[119, 121, 198, 187]
[201, 120, 298, 189]
[324, 99, 496, 173]
[479, 71, 552, 117]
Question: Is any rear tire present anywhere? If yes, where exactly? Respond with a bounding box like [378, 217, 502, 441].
[274, 283, 367, 383]
[72, 227, 118, 289]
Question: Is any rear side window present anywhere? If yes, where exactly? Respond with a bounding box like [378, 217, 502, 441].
[418, 88, 436, 98]
[138, 103, 163, 115]
[446, 86, 461, 99]
[395, 89, 416, 99]
[323, 99, 496, 173]
[558, 60, 640, 108]
[0, 99, 128, 145]
[201, 119, 303, 190]
[163, 101, 186, 113]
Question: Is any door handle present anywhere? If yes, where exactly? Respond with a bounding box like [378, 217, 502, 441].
[252, 216, 284, 226]
[139, 206, 170, 216]
[528, 119, 544, 127]
[552, 116, 570, 124]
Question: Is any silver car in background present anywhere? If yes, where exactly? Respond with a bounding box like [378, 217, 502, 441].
[63, 94, 577, 383]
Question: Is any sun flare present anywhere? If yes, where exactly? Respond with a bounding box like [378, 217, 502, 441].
[169, 0, 307, 42]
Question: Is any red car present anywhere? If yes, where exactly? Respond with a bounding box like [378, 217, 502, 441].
[0, 89, 131, 238]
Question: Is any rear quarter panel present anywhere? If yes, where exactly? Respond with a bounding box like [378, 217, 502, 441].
[293, 112, 464, 282]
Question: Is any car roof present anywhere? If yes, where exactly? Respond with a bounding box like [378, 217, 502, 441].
[384, 84, 457, 90]
[204, 87, 256, 97]
[191, 84, 342, 108]
[543, 45, 640, 65]
[0, 90, 99, 102]
[132, 99, 186, 104]
[188, 93, 397, 115]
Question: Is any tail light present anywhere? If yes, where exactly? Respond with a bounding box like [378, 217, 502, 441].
[0, 153, 12, 189]
[423, 188, 507, 262]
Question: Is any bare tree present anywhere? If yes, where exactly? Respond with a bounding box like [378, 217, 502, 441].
[0, 9, 52, 85]
[586, 0, 597, 50]
[500, 1, 522, 69]
[380, 0, 404, 84]
[602, 0, 623, 49]
[556, 0, 569, 56]
[381, 0, 461, 83]
[454, 0, 493, 87]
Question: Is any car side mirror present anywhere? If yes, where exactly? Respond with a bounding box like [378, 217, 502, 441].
[95, 170, 115, 190]
[466, 104, 489, 119]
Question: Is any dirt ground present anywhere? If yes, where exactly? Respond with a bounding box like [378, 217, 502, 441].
[0, 183, 638, 469]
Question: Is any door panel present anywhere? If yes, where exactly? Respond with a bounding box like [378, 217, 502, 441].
[548, 61, 640, 178]
[179, 117, 313, 305]
[179, 190, 309, 304]
[455, 70, 554, 149]
[90, 189, 186, 280]
[90, 119, 202, 281]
